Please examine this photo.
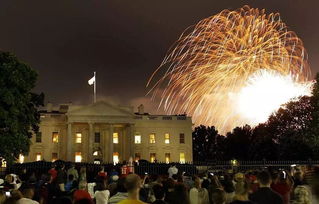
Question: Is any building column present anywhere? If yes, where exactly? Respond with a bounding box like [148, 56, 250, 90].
[109, 124, 114, 163]
[67, 123, 73, 161]
[127, 124, 135, 158]
[88, 122, 94, 162]
[121, 128, 126, 161]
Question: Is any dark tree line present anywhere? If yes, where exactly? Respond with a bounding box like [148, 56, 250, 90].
[193, 74, 319, 161]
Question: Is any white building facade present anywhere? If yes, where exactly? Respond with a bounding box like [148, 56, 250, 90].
[23, 101, 193, 164]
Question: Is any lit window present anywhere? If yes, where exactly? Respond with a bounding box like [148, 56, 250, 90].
[113, 152, 119, 165]
[95, 132, 100, 143]
[135, 153, 141, 162]
[36, 153, 42, 161]
[135, 133, 141, 144]
[76, 132, 82, 143]
[75, 152, 82, 163]
[180, 133, 185, 144]
[180, 153, 185, 164]
[165, 153, 170, 164]
[164, 133, 170, 144]
[113, 133, 119, 144]
[93, 151, 98, 156]
[94, 160, 101, 164]
[36, 132, 42, 143]
[150, 153, 156, 163]
[52, 153, 58, 162]
[149, 133, 156, 144]
[52, 132, 59, 143]
[19, 154, 24, 163]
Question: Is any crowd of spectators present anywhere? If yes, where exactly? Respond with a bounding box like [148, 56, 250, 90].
[0, 162, 319, 204]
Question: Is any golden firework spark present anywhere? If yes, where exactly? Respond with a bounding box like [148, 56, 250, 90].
[147, 5, 312, 134]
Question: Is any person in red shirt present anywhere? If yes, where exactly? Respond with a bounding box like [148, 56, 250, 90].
[73, 181, 93, 203]
[271, 171, 294, 204]
[97, 166, 107, 179]
[48, 163, 57, 181]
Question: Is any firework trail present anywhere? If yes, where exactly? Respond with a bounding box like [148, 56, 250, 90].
[147, 5, 312, 134]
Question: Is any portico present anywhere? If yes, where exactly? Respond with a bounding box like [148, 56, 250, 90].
[66, 101, 135, 163]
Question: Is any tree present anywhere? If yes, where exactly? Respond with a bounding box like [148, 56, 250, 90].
[264, 96, 313, 160]
[249, 123, 279, 160]
[0, 52, 44, 164]
[192, 125, 221, 162]
[309, 73, 319, 157]
[223, 125, 253, 160]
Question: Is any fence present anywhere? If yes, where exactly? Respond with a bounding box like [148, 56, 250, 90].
[3, 160, 319, 177]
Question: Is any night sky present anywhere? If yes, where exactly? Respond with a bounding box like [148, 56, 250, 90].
[0, 0, 318, 113]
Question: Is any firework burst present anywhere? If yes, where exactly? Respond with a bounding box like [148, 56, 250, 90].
[147, 5, 312, 133]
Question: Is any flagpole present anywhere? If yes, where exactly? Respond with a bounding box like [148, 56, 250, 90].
[94, 71, 96, 103]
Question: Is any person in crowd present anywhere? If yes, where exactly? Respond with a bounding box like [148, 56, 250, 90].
[183, 173, 194, 190]
[79, 167, 87, 182]
[28, 172, 37, 185]
[202, 178, 210, 190]
[74, 198, 94, 204]
[211, 188, 226, 204]
[4, 190, 23, 204]
[17, 186, 39, 204]
[246, 173, 258, 193]
[234, 173, 245, 184]
[19, 168, 28, 183]
[49, 196, 72, 204]
[150, 175, 162, 188]
[220, 174, 235, 203]
[110, 169, 119, 178]
[118, 174, 145, 204]
[65, 174, 77, 192]
[293, 171, 305, 189]
[171, 174, 178, 183]
[163, 178, 175, 204]
[189, 176, 209, 204]
[292, 184, 311, 204]
[140, 175, 152, 203]
[73, 181, 93, 203]
[0, 191, 5, 204]
[171, 183, 190, 204]
[56, 163, 66, 192]
[4, 174, 22, 190]
[152, 184, 167, 204]
[109, 178, 128, 204]
[167, 165, 178, 178]
[230, 181, 253, 204]
[249, 171, 283, 204]
[48, 163, 57, 182]
[210, 174, 223, 190]
[67, 164, 79, 182]
[271, 171, 293, 204]
[97, 166, 107, 179]
[311, 166, 319, 202]
[94, 180, 110, 204]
